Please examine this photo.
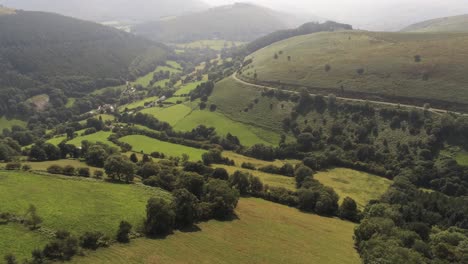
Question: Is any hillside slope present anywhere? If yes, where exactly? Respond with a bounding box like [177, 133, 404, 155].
[1, 0, 208, 22]
[134, 3, 314, 43]
[0, 10, 168, 114]
[240, 31, 468, 111]
[402, 14, 468, 33]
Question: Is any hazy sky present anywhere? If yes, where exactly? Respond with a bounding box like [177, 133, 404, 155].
[203, 0, 468, 30]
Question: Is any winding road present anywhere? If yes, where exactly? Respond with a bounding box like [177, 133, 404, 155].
[232, 73, 466, 116]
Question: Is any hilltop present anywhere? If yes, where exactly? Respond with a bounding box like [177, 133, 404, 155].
[133, 3, 318, 43]
[240, 30, 468, 112]
[0, 10, 168, 115]
[401, 14, 468, 33]
[0, 0, 207, 22]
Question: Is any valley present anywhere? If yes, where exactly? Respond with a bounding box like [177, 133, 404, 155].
[0, 3, 468, 264]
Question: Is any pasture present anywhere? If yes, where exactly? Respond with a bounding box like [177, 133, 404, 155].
[0, 224, 48, 263]
[67, 131, 118, 148]
[209, 77, 295, 138]
[241, 31, 468, 109]
[119, 135, 206, 161]
[0, 116, 26, 131]
[176, 40, 244, 51]
[314, 168, 392, 208]
[0, 171, 170, 237]
[140, 104, 193, 126]
[72, 198, 360, 264]
[215, 164, 295, 190]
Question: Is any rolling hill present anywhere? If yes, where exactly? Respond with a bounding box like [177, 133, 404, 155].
[240, 30, 468, 112]
[0, 0, 208, 22]
[133, 3, 318, 43]
[401, 14, 468, 33]
[0, 9, 168, 115]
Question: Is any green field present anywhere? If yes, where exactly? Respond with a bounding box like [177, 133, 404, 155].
[140, 104, 193, 126]
[67, 131, 118, 148]
[22, 159, 103, 175]
[0, 171, 170, 238]
[173, 109, 279, 146]
[209, 77, 294, 142]
[119, 96, 158, 111]
[176, 40, 245, 51]
[133, 61, 182, 87]
[402, 14, 468, 33]
[223, 151, 300, 168]
[119, 135, 206, 161]
[314, 168, 392, 208]
[72, 198, 360, 264]
[65, 98, 76, 108]
[241, 31, 468, 108]
[0, 116, 26, 131]
[0, 223, 48, 262]
[215, 164, 295, 190]
[174, 81, 204, 96]
[46, 135, 67, 145]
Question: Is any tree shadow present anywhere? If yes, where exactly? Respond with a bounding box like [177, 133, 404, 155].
[179, 224, 201, 233]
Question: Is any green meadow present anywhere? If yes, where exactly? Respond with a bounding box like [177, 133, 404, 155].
[314, 168, 392, 208]
[119, 135, 206, 161]
[0, 171, 170, 237]
[0, 224, 48, 263]
[72, 198, 360, 264]
[0, 116, 26, 131]
[67, 131, 118, 148]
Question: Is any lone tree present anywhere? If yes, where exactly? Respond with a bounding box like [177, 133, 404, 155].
[24, 204, 42, 230]
[104, 155, 135, 183]
[130, 153, 139, 163]
[144, 198, 175, 237]
[339, 196, 360, 222]
[116, 221, 132, 243]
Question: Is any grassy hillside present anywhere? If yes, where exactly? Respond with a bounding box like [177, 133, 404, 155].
[315, 168, 392, 209]
[0, 223, 48, 262]
[0, 171, 170, 236]
[134, 3, 293, 42]
[72, 198, 360, 264]
[402, 14, 468, 33]
[67, 131, 117, 148]
[241, 31, 468, 111]
[119, 135, 206, 161]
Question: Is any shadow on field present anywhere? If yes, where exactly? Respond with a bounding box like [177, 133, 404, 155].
[179, 225, 201, 233]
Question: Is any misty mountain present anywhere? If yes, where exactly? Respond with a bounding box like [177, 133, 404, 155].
[0, 9, 168, 113]
[0, 0, 208, 22]
[401, 14, 468, 33]
[133, 3, 320, 43]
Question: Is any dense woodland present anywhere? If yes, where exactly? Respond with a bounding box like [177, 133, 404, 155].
[0, 10, 168, 117]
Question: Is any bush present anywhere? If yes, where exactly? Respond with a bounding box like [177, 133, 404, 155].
[5, 162, 21, 170]
[77, 167, 90, 177]
[241, 162, 256, 170]
[116, 221, 132, 243]
[47, 165, 63, 174]
[22, 164, 32, 171]
[94, 170, 104, 179]
[62, 165, 76, 176]
[80, 231, 107, 250]
[211, 168, 229, 180]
